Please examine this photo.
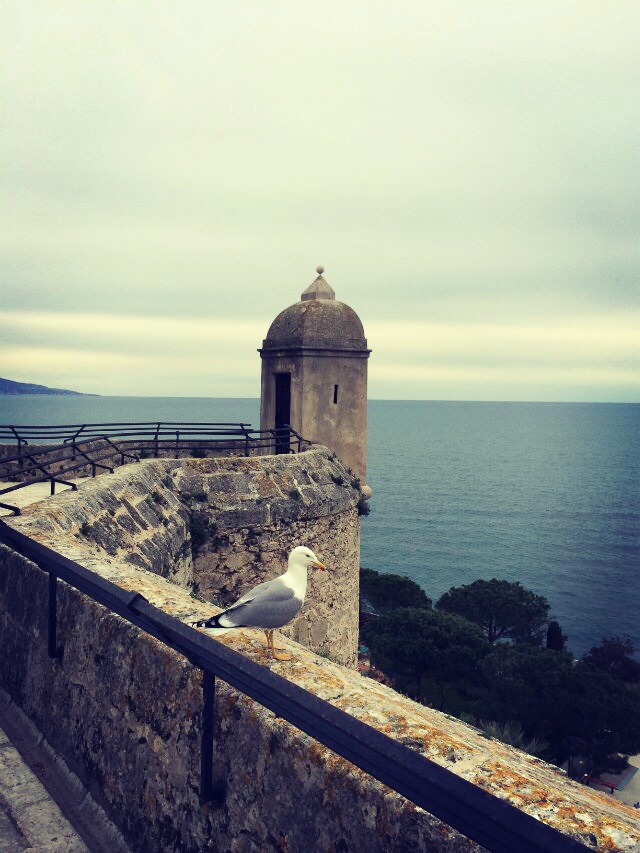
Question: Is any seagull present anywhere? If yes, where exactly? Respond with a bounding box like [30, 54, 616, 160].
[191, 546, 327, 660]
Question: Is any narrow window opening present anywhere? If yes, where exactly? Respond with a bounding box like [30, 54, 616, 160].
[333, 385, 339, 404]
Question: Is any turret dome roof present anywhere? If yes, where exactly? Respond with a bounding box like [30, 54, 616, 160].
[262, 271, 368, 351]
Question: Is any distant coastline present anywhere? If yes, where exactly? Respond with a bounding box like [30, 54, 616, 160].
[0, 377, 98, 397]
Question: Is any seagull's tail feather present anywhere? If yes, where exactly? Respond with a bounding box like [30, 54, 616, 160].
[190, 613, 232, 633]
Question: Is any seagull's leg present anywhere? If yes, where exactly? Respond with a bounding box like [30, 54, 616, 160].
[264, 629, 274, 656]
[270, 630, 293, 661]
[262, 629, 292, 661]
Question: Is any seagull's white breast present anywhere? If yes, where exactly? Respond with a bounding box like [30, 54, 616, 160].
[280, 568, 307, 602]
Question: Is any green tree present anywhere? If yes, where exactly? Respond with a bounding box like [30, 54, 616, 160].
[582, 636, 640, 684]
[476, 644, 640, 768]
[436, 578, 550, 644]
[360, 567, 431, 612]
[361, 607, 489, 707]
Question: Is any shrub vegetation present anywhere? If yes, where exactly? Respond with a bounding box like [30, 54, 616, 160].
[360, 567, 640, 774]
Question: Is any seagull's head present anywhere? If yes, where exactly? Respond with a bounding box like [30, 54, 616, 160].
[290, 545, 328, 572]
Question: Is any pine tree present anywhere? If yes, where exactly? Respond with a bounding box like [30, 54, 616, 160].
[546, 620, 565, 651]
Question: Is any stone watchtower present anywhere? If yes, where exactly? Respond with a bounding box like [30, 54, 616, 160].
[259, 267, 371, 490]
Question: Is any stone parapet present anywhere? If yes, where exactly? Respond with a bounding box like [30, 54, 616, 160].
[1, 538, 640, 850]
[0, 453, 639, 850]
[5, 448, 361, 664]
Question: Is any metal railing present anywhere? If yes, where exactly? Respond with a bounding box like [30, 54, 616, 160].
[0, 421, 309, 455]
[0, 520, 592, 852]
[0, 422, 311, 515]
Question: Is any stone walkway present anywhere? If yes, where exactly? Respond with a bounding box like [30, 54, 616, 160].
[0, 480, 130, 851]
[1, 483, 90, 849]
[0, 722, 89, 852]
[0, 480, 82, 517]
[0, 690, 129, 853]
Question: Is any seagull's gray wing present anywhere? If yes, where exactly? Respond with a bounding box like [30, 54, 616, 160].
[218, 577, 303, 630]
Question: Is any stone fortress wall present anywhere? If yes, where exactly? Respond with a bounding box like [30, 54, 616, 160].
[1, 453, 639, 851]
[0, 438, 251, 480]
[2, 448, 361, 665]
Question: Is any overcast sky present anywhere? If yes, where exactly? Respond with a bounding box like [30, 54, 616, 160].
[1, 1, 638, 401]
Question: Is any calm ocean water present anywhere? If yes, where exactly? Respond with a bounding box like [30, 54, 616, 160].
[2, 395, 638, 658]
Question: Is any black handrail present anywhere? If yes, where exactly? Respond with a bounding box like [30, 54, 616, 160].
[0, 520, 592, 852]
[0, 421, 256, 445]
[0, 423, 314, 514]
[0, 423, 310, 458]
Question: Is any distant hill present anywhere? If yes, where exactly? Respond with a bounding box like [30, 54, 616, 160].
[0, 377, 97, 396]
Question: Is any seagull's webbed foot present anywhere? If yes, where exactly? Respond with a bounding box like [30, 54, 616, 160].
[264, 629, 293, 661]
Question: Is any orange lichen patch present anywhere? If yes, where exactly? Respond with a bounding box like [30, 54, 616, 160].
[616, 800, 640, 817]
[331, 704, 381, 731]
[292, 667, 346, 692]
[469, 760, 640, 850]
[420, 727, 470, 755]
[214, 629, 263, 652]
[308, 742, 325, 766]
[254, 475, 279, 498]
[473, 761, 558, 804]
[271, 471, 294, 491]
[330, 695, 475, 760]
[45, 509, 65, 521]
[183, 459, 207, 472]
[21, 530, 54, 543]
[114, 579, 138, 592]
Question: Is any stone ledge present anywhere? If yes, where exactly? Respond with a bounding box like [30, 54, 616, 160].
[2, 537, 639, 850]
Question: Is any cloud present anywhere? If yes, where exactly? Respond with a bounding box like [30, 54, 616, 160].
[1, 1, 639, 400]
[2, 308, 637, 401]
[0, 312, 264, 396]
[366, 313, 640, 401]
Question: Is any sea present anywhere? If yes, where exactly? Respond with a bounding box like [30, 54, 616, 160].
[1, 395, 638, 659]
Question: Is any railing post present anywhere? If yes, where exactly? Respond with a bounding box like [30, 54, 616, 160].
[9, 428, 26, 470]
[48, 573, 63, 659]
[200, 670, 224, 804]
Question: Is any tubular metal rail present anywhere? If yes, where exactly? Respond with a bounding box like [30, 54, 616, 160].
[0, 521, 592, 853]
[0, 422, 311, 515]
[0, 421, 309, 454]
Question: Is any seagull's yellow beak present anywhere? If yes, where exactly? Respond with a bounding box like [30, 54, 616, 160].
[313, 560, 328, 571]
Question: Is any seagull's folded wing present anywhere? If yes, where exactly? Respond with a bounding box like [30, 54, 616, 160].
[220, 578, 302, 629]
[232, 578, 294, 608]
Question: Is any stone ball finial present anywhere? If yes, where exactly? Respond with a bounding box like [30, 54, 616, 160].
[316, 265, 324, 275]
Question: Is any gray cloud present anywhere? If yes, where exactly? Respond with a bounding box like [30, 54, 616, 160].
[1, 1, 639, 400]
